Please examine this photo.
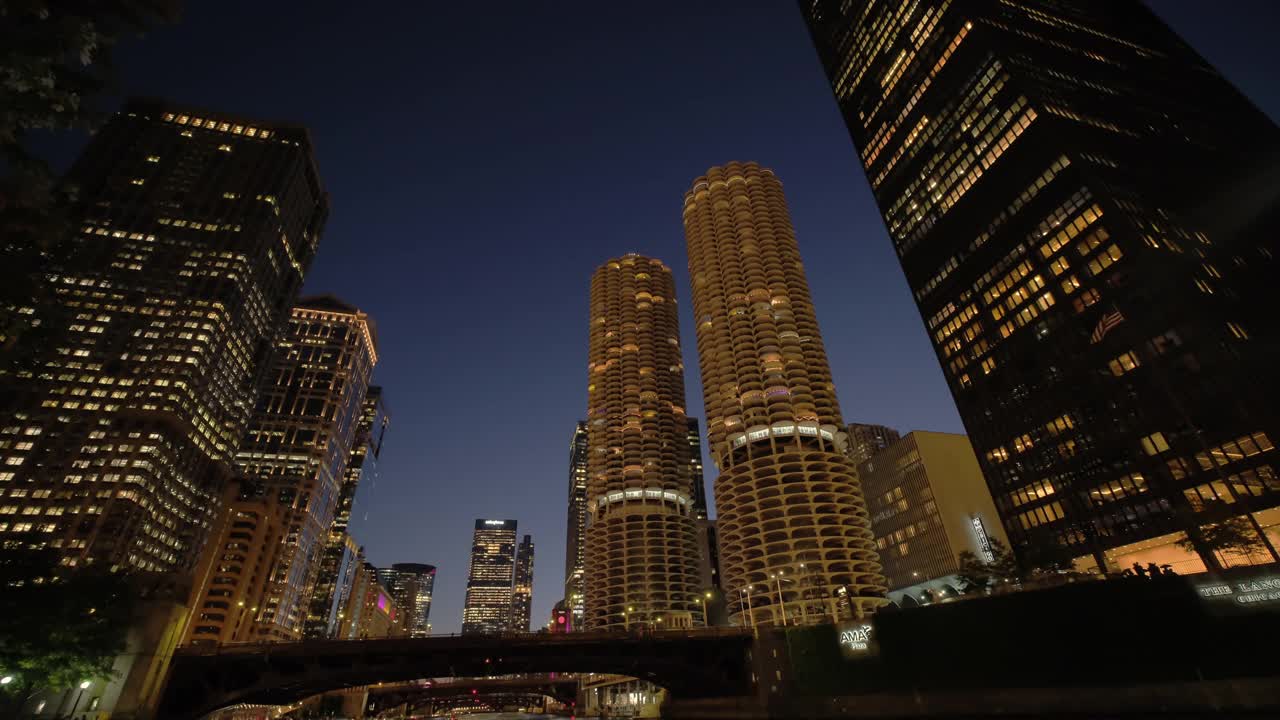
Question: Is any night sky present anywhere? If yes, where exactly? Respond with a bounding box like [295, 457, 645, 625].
[41, 1, 1280, 633]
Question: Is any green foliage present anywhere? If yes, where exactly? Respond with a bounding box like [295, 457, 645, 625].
[0, 546, 135, 697]
[956, 536, 1021, 592]
[1175, 510, 1269, 559]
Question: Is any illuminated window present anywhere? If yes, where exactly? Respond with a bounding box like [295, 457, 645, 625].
[1140, 432, 1170, 456]
[1108, 351, 1140, 376]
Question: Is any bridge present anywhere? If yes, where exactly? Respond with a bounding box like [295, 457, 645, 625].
[158, 627, 755, 720]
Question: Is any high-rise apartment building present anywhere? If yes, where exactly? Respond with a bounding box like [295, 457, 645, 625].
[184, 297, 377, 644]
[512, 535, 535, 631]
[584, 254, 703, 630]
[800, 1, 1280, 572]
[860, 431, 1009, 601]
[305, 387, 389, 639]
[376, 563, 436, 637]
[847, 423, 902, 465]
[0, 99, 327, 572]
[563, 421, 588, 628]
[462, 519, 517, 634]
[683, 162, 886, 626]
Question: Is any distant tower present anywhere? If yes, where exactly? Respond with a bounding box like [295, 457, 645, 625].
[688, 418, 709, 519]
[462, 519, 517, 634]
[377, 563, 437, 638]
[846, 423, 902, 465]
[683, 162, 886, 625]
[512, 535, 535, 631]
[563, 422, 588, 628]
[584, 254, 703, 630]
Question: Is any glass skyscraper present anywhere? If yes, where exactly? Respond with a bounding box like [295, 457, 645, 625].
[800, 0, 1280, 572]
[563, 421, 588, 629]
[376, 562, 436, 637]
[512, 534, 535, 632]
[462, 518, 517, 634]
[0, 99, 327, 573]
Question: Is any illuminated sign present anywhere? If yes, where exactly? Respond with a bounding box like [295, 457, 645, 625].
[376, 592, 390, 614]
[836, 621, 878, 659]
[971, 515, 995, 563]
[483, 520, 507, 526]
[1196, 575, 1280, 607]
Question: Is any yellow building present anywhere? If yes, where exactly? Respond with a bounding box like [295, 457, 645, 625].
[860, 431, 1009, 601]
[682, 162, 885, 626]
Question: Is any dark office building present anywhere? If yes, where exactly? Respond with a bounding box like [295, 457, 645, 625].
[688, 418, 709, 520]
[377, 563, 437, 637]
[305, 387, 389, 639]
[563, 421, 588, 628]
[800, 1, 1280, 572]
[512, 534, 535, 631]
[0, 100, 327, 572]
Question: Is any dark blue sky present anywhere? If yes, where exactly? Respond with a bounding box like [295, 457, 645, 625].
[50, 1, 1280, 633]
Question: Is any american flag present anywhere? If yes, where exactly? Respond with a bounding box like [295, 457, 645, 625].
[1090, 306, 1125, 343]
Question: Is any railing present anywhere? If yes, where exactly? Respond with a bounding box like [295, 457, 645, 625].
[177, 625, 754, 656]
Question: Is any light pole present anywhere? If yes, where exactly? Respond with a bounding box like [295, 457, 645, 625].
[771, 572, 789, 626]
[71, 680, 91, 717]
[700, 591, 712, 626]
[739, 585, 757, 630]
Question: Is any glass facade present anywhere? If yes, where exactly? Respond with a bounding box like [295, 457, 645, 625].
[563, 421, 588, 628]
[0, 100, 327, 573]
[462, 518, 517, 634]
[512, 534, 535, 631]
[801, 0, 1280, 571]
[376, 562, 436, 637]
[184, 297, 377, 644]
[847, 423, 903, 465]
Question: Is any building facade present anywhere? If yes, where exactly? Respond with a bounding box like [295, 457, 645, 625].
[683, 162, 886, 626]
[688, 418, 709, 519]
[376, 563, 435, 637]
[305, 387, 389, 639]
[512, 534, 535, 631]
[800, 0, 1280, 572]
[584, 254, 704, 630]
[184, 297, 377, 644]
[564, 421, 588, 628]
[461, 519, 517, 634]
[847, 423, 902, 465]
[0, 99, 327, 573]
[860, 431, 1010, 601]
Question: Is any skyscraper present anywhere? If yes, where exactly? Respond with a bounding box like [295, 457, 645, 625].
[584, 254, 703, 630]
[376, 563, 436, 637]
[688, 418, 709, 519]
[683, 162, 886, 626]
[184, 297, 377, 644]
[846, 423, 902, 465]
[0, 99, 327, 572]
[305, 387, 389, 639]
[800, 1, 1280, 572]
[512, 534, 535, 631]
[462, 518, 517, 634]
[564, 421, 588, 628]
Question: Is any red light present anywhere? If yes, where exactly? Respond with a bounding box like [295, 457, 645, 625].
[471, 689, 478, 695]
[557, 616, 566, 624]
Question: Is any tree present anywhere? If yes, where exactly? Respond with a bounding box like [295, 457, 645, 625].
[1175, 510, 1270, 566]
[0, 545, 136, 715]
[956, 537, 1021, 593]
[1, 1, 179, 374]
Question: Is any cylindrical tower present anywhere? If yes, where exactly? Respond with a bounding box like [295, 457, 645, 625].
[583, 254, 704, 631]
[683, 162, 886, 626]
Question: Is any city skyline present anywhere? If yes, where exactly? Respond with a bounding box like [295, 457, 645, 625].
[24, 2, 1280, 634]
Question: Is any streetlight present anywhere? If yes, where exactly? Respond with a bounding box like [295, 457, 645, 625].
[700, 591, 713, 626]
[771, 572, 790, 626]
[71, 680, 91, 716]
[1, 675, 13, 685]
[739, 585, 757, 630]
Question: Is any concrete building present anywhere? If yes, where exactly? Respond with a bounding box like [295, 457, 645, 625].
[859, 431, 1009, 604]
[683, 162, 886, 626]
[583, 254, 703, 630]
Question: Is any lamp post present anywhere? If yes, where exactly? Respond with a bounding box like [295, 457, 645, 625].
[771, 572, 789, 626]
[700, 591, 712, 627]
[739, 585, 757, 631]
[71, 680, 91, 717]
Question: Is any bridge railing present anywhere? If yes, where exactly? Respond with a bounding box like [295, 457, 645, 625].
[177, 625, 754, 656]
